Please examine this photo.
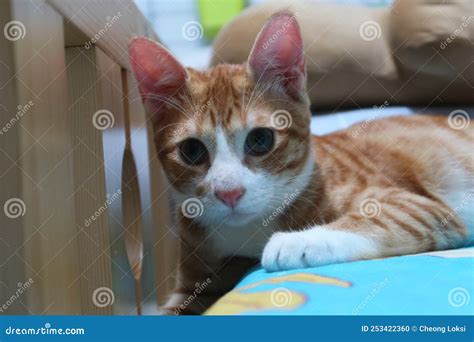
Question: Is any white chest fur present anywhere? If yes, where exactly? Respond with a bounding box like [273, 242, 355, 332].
[207, 219, 277, 259]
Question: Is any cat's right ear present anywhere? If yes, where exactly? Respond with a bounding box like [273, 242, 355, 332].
[247, 11, 307, 103]
[129, 37, 188, 106]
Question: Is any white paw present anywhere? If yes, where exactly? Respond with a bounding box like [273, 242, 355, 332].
[261, 228, 378, 272]
[261, 230, 331, 271]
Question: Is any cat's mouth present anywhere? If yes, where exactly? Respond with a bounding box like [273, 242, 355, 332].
[223, 208, 260, 226]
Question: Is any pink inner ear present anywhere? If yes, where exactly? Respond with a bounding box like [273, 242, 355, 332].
[248, 11, 306, 100]
[129, 37, 187, 102]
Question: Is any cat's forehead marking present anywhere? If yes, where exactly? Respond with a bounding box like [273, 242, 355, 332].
[247, 107, 269, 127]
[175, 118, 198, 143]
[187, 64, 252, 131]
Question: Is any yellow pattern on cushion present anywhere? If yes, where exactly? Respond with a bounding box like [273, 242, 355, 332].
[206, 272, 351, 315]
[236, 272, 352, 291]
[206, 290, 307, 315]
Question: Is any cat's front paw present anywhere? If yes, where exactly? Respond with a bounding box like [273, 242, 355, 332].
[261, 231, 328, 271]
[262, 228, 378, 272]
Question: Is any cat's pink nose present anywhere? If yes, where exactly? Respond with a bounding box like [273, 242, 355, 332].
[215, 187, 245, 208]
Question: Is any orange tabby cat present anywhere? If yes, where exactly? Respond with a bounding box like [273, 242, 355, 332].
[129, 11, 473, 314]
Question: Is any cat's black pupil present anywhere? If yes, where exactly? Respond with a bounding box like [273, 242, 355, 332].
[245, 128, 274, 156]
[179, 138, 208, 165]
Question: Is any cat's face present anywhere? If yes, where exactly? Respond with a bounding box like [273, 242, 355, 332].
[130, 12, 313, 228]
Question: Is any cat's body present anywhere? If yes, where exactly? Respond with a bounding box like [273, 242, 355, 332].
[165, 113, 472, 314]
[213, 114, 474, 260]
[129, 12, 473, 315]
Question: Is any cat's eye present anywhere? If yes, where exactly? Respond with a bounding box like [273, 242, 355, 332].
[179, 138, 209, 166]
[245, 128, 274, 156]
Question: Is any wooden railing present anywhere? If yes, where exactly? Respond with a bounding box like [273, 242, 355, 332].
[0, 0, 177, 315]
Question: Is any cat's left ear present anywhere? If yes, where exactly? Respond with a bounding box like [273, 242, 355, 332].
[248, 11, 307, 103]
[128, 37, 188, 105]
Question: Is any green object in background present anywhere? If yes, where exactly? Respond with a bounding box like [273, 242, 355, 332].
[197, 0, 245, 40]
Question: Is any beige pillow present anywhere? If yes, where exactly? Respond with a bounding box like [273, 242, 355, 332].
[211, 0, 473, 110]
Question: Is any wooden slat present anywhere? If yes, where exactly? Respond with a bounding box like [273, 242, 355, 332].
[0, 0, 27, 315]
[1, 0, 172, 315]
[66, 46, 130, 315]
[123, 71, 175, 309]
[1, 0, 82, 314]
[121, 146, 144, 315]
[47, 0, 160, 70]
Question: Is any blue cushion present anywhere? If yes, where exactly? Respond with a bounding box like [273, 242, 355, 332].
[206, 248, 474, 315]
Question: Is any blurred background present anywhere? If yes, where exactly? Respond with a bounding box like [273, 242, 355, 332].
[1, 0, 471, 316]
[134, 0, 393, 69]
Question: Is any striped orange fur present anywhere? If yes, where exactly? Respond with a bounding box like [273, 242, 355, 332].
[129, 11, 473, 315]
